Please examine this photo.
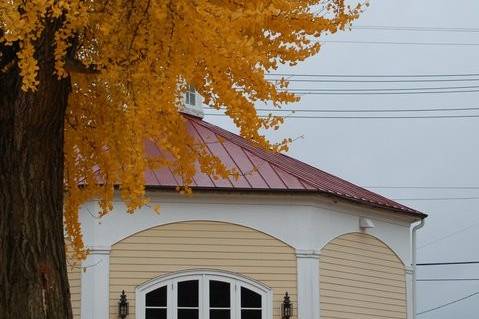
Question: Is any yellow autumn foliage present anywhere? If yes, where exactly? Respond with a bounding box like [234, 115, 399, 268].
[0, 0, 364, 259]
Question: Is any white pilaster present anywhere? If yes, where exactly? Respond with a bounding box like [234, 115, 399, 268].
[296, 249, 321, 319]
[81, 245, 111, 319]
[405, 266, 414, 319]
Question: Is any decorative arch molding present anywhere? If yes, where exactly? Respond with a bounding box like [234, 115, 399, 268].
[135, 269, 273, 319]
[109, 218, 295, 250]
[137, 268, 273, 295]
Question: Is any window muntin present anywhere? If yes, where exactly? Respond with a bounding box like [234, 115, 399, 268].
[185, 85, 196, 106]
[138, 272, 271, 319]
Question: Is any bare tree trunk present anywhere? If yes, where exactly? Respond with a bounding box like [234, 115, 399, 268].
[0, 22, 73, 319]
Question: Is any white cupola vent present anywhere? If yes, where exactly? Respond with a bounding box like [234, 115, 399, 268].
[179, 84, 204, 118]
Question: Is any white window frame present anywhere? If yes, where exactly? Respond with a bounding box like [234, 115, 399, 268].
[179, 84, 204, 118]
[136, 269, 273, 319]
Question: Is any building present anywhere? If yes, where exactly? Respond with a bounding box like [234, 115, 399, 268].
[68, 97, 427, 319]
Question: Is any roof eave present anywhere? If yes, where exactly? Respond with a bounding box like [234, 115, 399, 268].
[143, 185, 428, 219]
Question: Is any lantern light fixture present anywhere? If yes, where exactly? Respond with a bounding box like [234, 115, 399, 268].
[118, 290, 129, 319]
[281, 291, 293, 319]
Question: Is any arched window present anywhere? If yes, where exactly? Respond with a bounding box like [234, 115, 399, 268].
[136, 270, 272, 319]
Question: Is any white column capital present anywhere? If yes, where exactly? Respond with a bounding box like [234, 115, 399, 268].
[295, 249, 321, 259]
[87, 245, 112, 255]
[405, 266, 415, 275]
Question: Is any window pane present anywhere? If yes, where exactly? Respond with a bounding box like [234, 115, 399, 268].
[146, 286, 167, 307]
[241, 310, 261, 319]
[145, 308, 167, 319]
[178, 280, 199, 307]
[178, 309, 199, 319]
[190, 92, 196, 105]
[210, 309, 230, 319]
[210, 280, 230, 308]
[241, 287, 261, 308]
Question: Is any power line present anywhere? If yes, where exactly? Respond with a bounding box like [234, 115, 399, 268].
[285, 85, 479, 92]
[417, 278, 479, 282]
[418, 219, 479, 250]
[267, 72, 479, 78]
[291, 89, 479, 95]
[322, 40, 479, 46]
[365, 186, 479, 189]
[417, 261, 479, 266]
[265, 78, 479, 83]
[352, 25, 479, 33]
[394, 196, 479, 201]
[237, 107, 479, 113]
[204, 113, 479, 119]
[417, 291, 479, 315]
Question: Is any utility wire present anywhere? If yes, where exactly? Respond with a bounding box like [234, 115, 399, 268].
[418, 220, 479, 250]
[232, 107, 479, 113]
[322, 40, 479, 46]
[204, 113, 479, 119]
[417, 291, 479, 315]
[365, 186, 479, 189]
[417, 278, 479, 282]
[284, 85, 479, 91]
[417, 261, 479, 266]
[267, 73, 479, 78]
[394, 196, 479, 201]
[265, 78, 479, 83]
[352, 25, 479, 33]
[292, 89, 479, 95]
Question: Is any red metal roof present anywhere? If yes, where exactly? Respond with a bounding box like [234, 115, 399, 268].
[144, 114, 425, 218]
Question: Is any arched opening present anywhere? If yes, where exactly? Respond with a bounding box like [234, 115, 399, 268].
[109, 221, 296, 319]
[319, 232, 407, 319]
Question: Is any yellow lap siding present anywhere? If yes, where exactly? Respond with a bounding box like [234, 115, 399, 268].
[320, 233, 407, 319]
[109, 221, 297, 319]
[67, 261, 81, 319]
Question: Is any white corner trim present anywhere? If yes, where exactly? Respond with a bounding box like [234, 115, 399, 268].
[81, 250, 110, 319]
[296, 253, 320, 319]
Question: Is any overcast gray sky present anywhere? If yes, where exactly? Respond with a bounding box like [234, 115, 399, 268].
[205, 0, 479, 317]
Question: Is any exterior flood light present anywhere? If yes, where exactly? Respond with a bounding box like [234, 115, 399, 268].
[118, 290, 129, 318]
[281, 292, 293, 319]
[359, 217, 375, 229]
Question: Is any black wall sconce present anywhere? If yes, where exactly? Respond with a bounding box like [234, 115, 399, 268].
[281, 292, 293, 319]
[118, 290, 129, 318]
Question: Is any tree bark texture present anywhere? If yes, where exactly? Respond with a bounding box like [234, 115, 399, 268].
[0, 22, 73, 319]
